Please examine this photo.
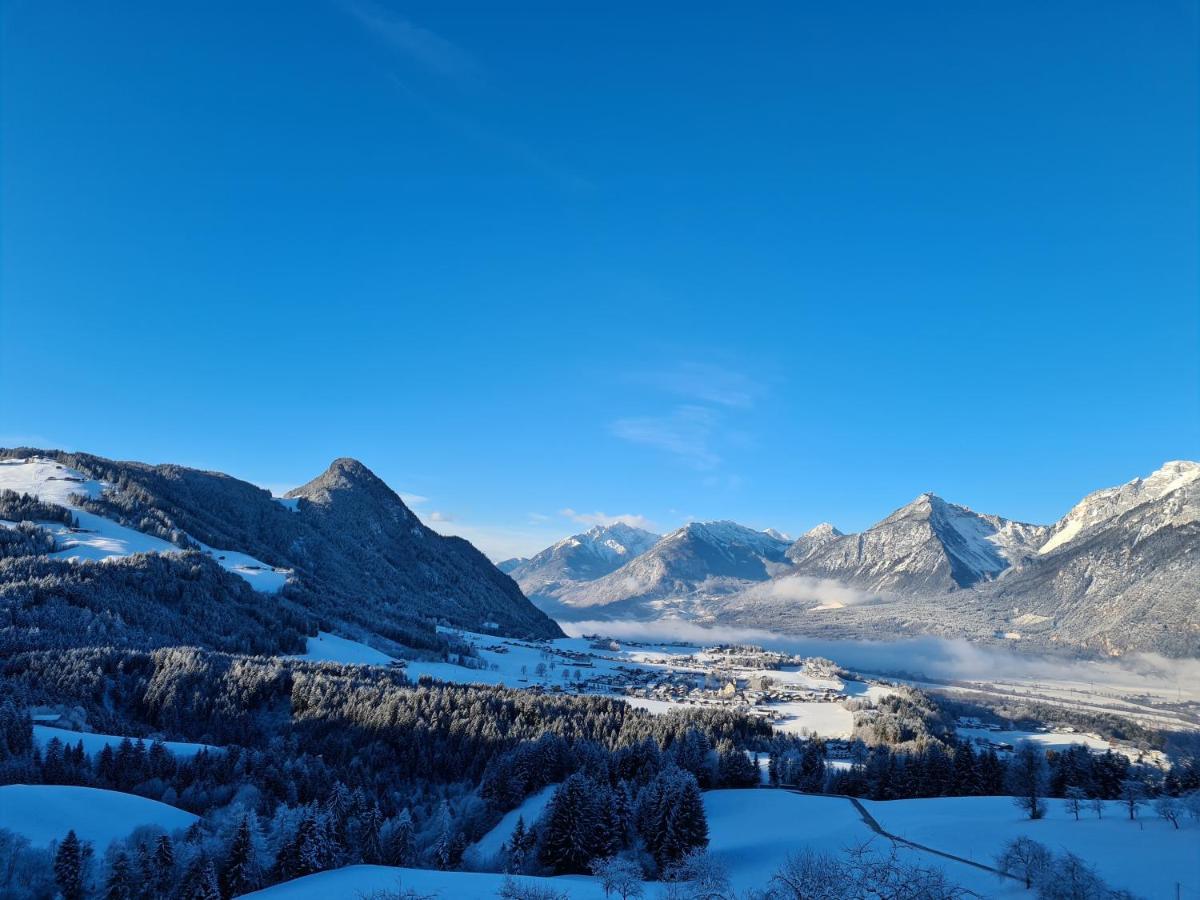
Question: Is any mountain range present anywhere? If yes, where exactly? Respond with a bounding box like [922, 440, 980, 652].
[513, 461, 1200, 657]
[4, 448, 1196, 658]
[0, 449, 562, 655]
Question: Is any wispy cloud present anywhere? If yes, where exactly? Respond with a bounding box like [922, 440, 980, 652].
[560, 508, 655, 530]
[388, 78, 594, 192]
[399, 492, 429, 506]
[610, 404, 722, 470]
[343, 0, 482, 87]
[427, 510, 454, 523]
[636, 361, 765, 409]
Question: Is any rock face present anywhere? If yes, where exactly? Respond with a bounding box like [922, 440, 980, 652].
[0, 449, 563, 648]
[543, 521, 792, 619]
[974, 464, 1200, 656]
[719, 462, 1200, 657]
[507, 523, 660, 601]
[785, 523, 844, 564]
[785, 495, 1047, 595]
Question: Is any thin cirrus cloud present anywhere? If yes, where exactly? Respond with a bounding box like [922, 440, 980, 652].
[342, 0, 483, 87]
[559, 508, 656, 531]
[341, 1, 592, 192]
[610, 404, 722, 471]
[636, 361, 765, 409]
[611, 362, 769, 472]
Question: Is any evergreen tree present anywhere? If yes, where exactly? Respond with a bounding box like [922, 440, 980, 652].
[539, 773, 600, 874]
[53, 830, 88, 900]
[506, 816, 531, 874]
[294, 811, 331, 877]
[104, 851, 135, 900]
[384, 808, 415, 868]
[152, 834, 175, 899]
[432, 801, 457, 870]
[222, 814, 261, 898]
[179, 854, 221, 900]
[360, 803, 384, 866]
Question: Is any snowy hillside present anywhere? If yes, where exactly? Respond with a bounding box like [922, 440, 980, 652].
[864, 796, 1199, 899]
[243, 790, 1198, 900]
[0, 457, 288, 591]
[0, 784, 197, 850]
[0, 449, 563, 648]
[32, 725, 217, 759]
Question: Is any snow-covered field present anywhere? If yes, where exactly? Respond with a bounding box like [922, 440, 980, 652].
[0, 457, 288, 591]
[244, 791, 1060, 899]
[242, 865, 609, 900]
[864, 796, 1200, 899]
[956, 726, 1112, 754]
[297, 631, 397, 667]
[0, 784, 197, 850]
[33, 725, 217, 759]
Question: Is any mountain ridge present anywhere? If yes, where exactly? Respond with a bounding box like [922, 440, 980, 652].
[0, 449, 563, 649]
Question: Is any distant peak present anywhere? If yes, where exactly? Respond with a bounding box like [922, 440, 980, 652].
[805, 522, 843, 537]
[326, 457, 373, 479]
[285, 456, 394, 502]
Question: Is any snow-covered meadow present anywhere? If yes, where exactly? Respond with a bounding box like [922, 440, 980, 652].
[32, 725, 218, 760]
[863, 796, 1200, 899]
[238, 788, 1200, 899]
[0, 785, 198, 850]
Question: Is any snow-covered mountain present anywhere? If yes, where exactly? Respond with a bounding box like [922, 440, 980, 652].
[784, 523, 844, 564]
[507, 523, 660, 600]
[1037, 460, 1200, 556]
[973, 462, 1200, 656]
[0, 450, 563, 652]
[545, 521, 792, 618]
[786, 493, 1048, 595]
[715, 461, 1200, 657]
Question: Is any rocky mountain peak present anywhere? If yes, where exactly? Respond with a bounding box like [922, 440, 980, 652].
[285, 458, 399, 508]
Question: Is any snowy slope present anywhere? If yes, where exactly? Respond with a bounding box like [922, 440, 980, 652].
[509, 523, 660, 599]
[241, 865, 609, 899]
[296, 632, 397, 667]
[703, 790, 1020, 897]
[0, 784, 198, 849]
[1039, 460, 1200, 555]
[864, 796, 1200, 899]
[33, 725, 217, 759]
[0, 457, 288, 591]
[785, 522, 844, 563]
[551, 521, 793, 616]
[464, 784, 558, 867]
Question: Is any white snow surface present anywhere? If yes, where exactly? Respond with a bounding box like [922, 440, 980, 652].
[297, 632, 396, 667]
[0, 784, 197, 850]
[956, 726, 1112, 754]
[33, 725, 217, 759]
[248, 792, 1045, 899]
[0, 457, 288, 591]
[864, 796, 1200, 899]
[1039, 460, 1200, 555]
[242, 865, 608, 900]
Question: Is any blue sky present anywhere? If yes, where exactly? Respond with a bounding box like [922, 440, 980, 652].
[2, 1, 1197, 559]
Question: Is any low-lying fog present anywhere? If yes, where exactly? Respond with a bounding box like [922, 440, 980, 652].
[560, 619, 1200, 716]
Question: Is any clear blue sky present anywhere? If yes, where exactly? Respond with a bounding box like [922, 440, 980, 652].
[2, 1, 1197, 559]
